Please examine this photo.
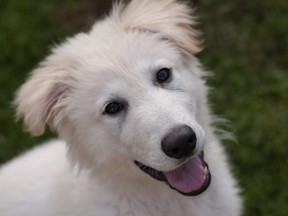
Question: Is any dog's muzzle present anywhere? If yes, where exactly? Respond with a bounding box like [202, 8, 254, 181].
[135, 125, 211, 196]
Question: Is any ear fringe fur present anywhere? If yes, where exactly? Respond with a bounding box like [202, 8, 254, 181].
[14, 60, 70, 136]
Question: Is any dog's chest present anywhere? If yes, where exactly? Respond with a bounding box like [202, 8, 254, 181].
[109, 193, 193, 216]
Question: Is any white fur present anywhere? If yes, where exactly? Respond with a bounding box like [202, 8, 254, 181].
[0, 0, 242, 215]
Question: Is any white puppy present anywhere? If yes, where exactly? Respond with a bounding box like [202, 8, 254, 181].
[0, 0, 242, 215]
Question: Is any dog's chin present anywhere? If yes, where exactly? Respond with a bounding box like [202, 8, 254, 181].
[135, 152, 211, 196]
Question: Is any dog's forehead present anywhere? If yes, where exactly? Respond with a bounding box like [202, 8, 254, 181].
[92, 31, 180, 69]
[69, 30, 180, 83]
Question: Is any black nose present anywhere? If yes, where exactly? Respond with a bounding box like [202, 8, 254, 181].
[161, 125, 197, 159]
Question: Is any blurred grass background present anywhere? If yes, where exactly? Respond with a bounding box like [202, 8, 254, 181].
[0, 0, 287, 215]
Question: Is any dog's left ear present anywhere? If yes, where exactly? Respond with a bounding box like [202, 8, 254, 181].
[114, 0, 201, 54]
[14, 54, 72, 136]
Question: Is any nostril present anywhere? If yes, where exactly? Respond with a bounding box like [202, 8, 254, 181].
[171, 147, 182, 158]
[161, 125, 197, 159]
[188, 135, 196, 148]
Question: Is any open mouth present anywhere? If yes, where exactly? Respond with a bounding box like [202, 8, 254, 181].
[135, 152, 211, 196]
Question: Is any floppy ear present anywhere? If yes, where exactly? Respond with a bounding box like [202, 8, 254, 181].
[114, 0, 201, 54]
[14, 56, 71, 136]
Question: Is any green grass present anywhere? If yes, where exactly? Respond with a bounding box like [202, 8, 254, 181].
[0, 0, 287, 215]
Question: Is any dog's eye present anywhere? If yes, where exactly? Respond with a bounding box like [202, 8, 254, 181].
[105, 102, 123, 115]
[156, 68, 171, 83]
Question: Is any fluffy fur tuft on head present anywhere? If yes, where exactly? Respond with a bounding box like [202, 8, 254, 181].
[110, 0, 201, 53]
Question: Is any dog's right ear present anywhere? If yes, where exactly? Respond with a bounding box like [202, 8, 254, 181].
[14, 55, 72, 136]
[113, 0, 201, 54]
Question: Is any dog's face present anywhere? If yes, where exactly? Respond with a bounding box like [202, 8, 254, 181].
[15, 0, 211, 196]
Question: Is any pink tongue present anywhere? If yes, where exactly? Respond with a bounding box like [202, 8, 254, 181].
[164, 156, 207, 193]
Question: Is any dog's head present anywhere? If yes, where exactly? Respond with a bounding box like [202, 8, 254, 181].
[15, 0, 211, 196]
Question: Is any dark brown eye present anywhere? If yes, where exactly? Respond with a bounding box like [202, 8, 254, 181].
[105, 102, 123, 115]
[156, 68, 171, 83]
